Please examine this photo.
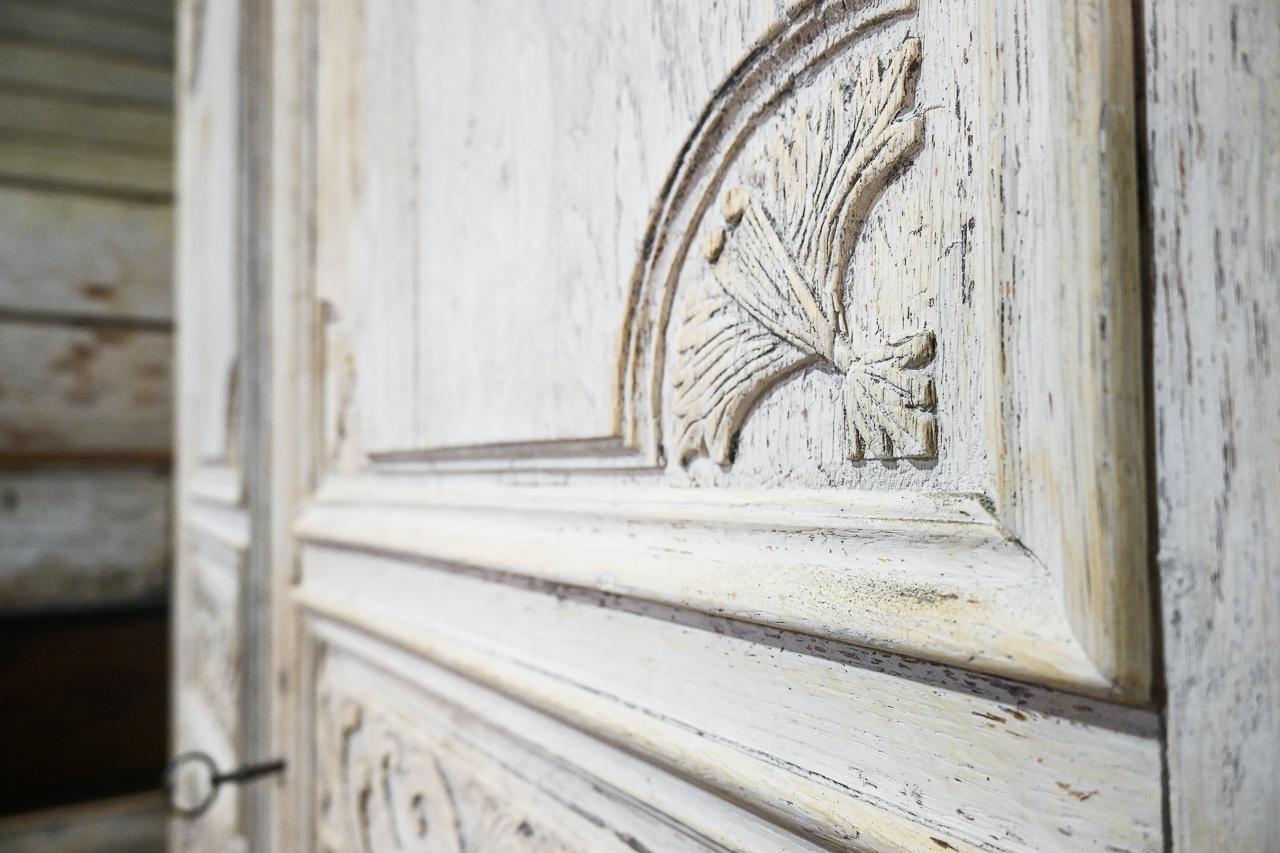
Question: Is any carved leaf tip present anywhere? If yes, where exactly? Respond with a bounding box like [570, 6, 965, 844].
[843, 330, 937, 461]
[671, 36, 935, 467]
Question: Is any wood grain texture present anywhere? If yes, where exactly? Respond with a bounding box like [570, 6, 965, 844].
[297, 547, 1163, 852]
[311, 643, 772, 853]
[0, 0, 176, 617]
[0, 322, 170, 454]
[299, 480, 1118, 696]
[0, 39, 171, 108]
[247, 0, 1173, 848]
[175, 0, 240, 468]
[0, 1, 174, 64]
[1144, 0, 1280, 848]
[676, 38, 935, 465]
[312, 0, 789, 455]
[0, 469, 168, 613]
[0, 793, 166, 853]
[306, 626, 831, 853]
[0, 188, 172, 322]
[173, 0, 278, 848]
[302, 0, 1151, 700]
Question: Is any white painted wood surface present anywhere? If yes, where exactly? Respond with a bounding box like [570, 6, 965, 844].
[170, 0, 1280, 848]
[172, 0, 276, 848]
[297, 546, 1162, 852]
[1144, 0, 1280, 848]
[237, 0, 1170, 849]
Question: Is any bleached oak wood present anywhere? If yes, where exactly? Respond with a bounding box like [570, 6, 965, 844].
[309, 636, 802, 853]
[297, 480, 1114, 695]
[1144, 0, 1280, 849]
[676, 38, 936, 464]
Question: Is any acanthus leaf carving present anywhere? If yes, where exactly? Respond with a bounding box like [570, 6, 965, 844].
[672, 37, 936, 465]
[316, 671, 581, 853]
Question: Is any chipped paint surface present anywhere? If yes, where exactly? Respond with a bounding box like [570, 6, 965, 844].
[1146, 1, 1280, 849]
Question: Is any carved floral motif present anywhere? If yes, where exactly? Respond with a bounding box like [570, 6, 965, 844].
[315, 679, 576, 852]
[673, 37, 936, 465]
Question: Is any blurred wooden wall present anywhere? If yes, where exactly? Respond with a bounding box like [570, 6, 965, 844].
[0, 0, 174, 821]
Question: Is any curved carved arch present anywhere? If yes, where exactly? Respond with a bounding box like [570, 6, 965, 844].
[618, 0, 934, 467]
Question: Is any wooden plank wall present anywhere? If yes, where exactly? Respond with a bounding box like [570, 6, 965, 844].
[1143, 0, 1280, 849]
[0, 0, 174, 819]
[0, 0, 174, 615]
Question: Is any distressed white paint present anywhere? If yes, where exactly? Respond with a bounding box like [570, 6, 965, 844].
[176, 0, 240, 466]
[171, 0, 1280, 848]
[1145, 0, 1280, 849]
[314, 0, 787, 453]
[172, 0, 276, 849]
[296, 546, 1163, 852]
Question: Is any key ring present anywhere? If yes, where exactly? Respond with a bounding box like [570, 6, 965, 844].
[163, 751, 286, 818]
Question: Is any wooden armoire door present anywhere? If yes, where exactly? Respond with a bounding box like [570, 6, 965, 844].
[172, 0, 273, 849]
[178, 0, 1167, 850]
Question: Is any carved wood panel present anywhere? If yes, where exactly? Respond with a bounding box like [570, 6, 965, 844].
[266, 0, 1161, 849]
[300, 0, 1148, 698]
[308, 634, 747, 853]
[674, 37, 935, 466]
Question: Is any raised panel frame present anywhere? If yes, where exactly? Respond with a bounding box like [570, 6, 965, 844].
[261, 1, 1163, 848]
[289, 0, 1150, 702]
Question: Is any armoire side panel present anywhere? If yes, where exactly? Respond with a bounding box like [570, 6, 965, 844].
[1145, 0, 1280, 849]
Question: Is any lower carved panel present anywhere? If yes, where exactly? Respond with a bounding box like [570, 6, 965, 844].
[171, 521, 247, 853]
[316, 694, 573, 852]
[310, 638, 736, 853]
[184, 547, 242, 739]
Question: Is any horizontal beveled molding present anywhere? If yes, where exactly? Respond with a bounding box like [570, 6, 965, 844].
[295, 547, 1163, 852]
[296, 477, 1132, 699]
[183, 494, 250, 552]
